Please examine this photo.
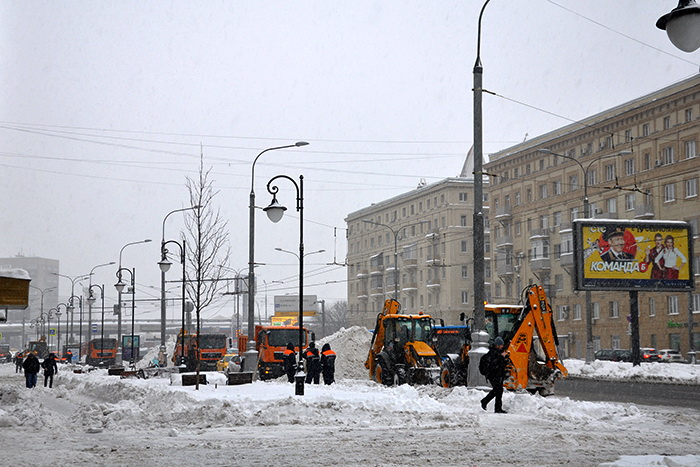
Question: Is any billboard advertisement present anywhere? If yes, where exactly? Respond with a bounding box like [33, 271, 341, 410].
[573, 219, 694, 291]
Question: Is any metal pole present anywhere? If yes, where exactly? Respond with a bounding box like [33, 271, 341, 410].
[181, 239, 187, 367]
[131, 268, 136, 368]
[472, 0, 490, 331]
[630, 290, 640, 366]
[297, 175, 305, 396]
[100, 286, 105, 361]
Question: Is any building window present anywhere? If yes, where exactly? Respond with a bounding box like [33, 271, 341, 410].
[625, 193, 635, 211]
[685, 141, 697, 159]
[460, 215, 468, 227]
[515, 221, 521, 236]
[650, 334, 657, 349]
[686, 108, 693, 123]
[686, 179, 698, 198]
[612, 335, 621, 349]
[668, 295, 679, 315]
[569, 174, 579, 191]
[461, 291, 469, 304]
[515, 191, 521, 205]
[570, 207, 579, 222]
[663, 146, 675, 165]
[526, 188, 532, 202]
[664, 183, 676, 203]
[461, 266, 468, 279]
[459, 192, 468, 202]
[605, 164, 615, 182]
[663, 116, 671, 130]
[624, 158, 635, 176]
[587, 169, 597, 186]
[573, 304, 582, 320]
[606, 198, 617, 214]
[592, 302, 600, 320]
[539, 184, 548, 199]
[556, 305, 567, 321]
[553, 180, 561, 195]
[693, 293, 700, 312]
[609, 301, 619, 319]
[461, 240, 468, 253]
[649, 297, 656, 317]
[553, 211, 562, 226]
[555, 274, 564, 291]
[642, 123, 650, 136]
[644, 153, 651, 170]
[624, 129, 632, 142]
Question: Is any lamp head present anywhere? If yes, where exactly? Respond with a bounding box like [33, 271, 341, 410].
[87, 294, 96, 306]
[158, 259, 172, 273]
[295, 141, 309, 147]
[264, 197, 287, 223]
[657, 0, 700, 52]
[115, 281, 126, 293]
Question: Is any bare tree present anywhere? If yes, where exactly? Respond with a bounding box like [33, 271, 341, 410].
[183, 150, 231, 328]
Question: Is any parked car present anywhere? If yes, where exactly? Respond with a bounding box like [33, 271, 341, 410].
[639, 348, 661, 362]
[612, 349, 632, 362]
[657, 349, 685, 363]
[594, 349, 615, 361]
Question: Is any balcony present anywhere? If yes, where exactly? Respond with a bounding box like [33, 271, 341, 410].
[560, 252, 574, 269]
[356, 270, 369, 279]
[404, 258, 418, 268]
[529, 228, 551, 240]
[496, 262, 514, 276]
[426, 255, 441, 266]
[494, 205, 512, 220]
[530, 257, 551, 272]
[426, 278, 441, 289]
[495, 234, 513, 248]
[635, 203, 655, 219]
[402, 282, 418, 293]
[559, 222, 572, 233]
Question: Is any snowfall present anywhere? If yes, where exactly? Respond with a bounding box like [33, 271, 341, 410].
[1, 327, 698, 467]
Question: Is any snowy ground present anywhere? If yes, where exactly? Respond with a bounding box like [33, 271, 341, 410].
[1, 327, 698, 467]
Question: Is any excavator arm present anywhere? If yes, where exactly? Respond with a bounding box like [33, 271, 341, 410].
[365, 299, 401, 378]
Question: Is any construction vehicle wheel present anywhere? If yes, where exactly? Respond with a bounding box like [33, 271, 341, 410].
[376, 361, 393, 386]
[440, 364, 453, 388]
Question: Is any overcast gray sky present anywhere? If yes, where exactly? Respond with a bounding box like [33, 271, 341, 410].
[2, 1, 698, 320]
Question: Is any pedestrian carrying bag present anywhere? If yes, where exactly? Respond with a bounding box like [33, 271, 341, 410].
[479, 352, 491, 377]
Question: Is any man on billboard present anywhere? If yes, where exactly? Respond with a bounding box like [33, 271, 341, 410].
[644, 233, 665, 279]
[600, 226, 635, 263]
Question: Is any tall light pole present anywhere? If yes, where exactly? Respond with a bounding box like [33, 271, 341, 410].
[52, 272, 90, 343]
[263, 279, 283, 323]
[87, 284, 105, 364]
[539, 149, 632, 362]
[473, 0, 491, 332]
[54, 303, 67, 357]
[657, 0, 700, 52]
[67, 295, 83, 360]
[116, 239, 151, 361]
[159, 239, 187, 366]
[115, 267, 136, 368]
[264, 174, 308, 395]
[161, 206, 200, 348]
[220, 266, 247, 339]
[248, 142, 309, 361]
[88, 262, 115, 345]
[29, 285, 56, 342]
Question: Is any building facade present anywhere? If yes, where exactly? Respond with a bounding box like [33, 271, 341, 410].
[484, 75, 700, 358]
[345, 177, 486, 329]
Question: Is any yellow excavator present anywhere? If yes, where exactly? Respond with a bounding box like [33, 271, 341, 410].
[365, 299, 441, 386]
[485, 284, 568, 395]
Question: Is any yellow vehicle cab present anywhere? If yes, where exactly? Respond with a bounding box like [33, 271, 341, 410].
[217, 353, 241, 372]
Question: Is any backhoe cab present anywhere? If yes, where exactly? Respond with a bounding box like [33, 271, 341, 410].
[366, 299, 441, 386]
[485, 285, 568, 396]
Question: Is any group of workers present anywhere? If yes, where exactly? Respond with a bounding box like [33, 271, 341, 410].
[283, 341, 336, 385]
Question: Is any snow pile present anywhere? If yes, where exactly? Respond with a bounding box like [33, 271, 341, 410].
[0, 268, 30, 280]
[565, 359, 700, 385]
[318, 326, 373, 380]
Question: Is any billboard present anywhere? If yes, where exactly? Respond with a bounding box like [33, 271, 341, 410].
[573, 219, 694, 291]
[274, 295, 318, 313]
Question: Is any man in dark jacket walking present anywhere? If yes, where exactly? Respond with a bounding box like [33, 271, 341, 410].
[283, 342, 297, 383]
[22, 352, 41, 388]
[320, 343, 336, 385]
[479, 336, 509, 413]
[14, 351, 24, 373]
[304, 342, 321, 384]
[42, 353, 59, 388]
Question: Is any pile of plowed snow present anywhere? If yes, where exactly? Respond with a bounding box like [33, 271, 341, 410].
[318, 326, 373, 380]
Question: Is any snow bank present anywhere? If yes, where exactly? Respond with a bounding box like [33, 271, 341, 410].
[565, 359, 700, 385]
[0, 268, 30, 280]
[318, 326, 373, 380]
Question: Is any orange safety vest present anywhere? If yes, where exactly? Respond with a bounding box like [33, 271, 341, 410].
[322, 349, 336, 357]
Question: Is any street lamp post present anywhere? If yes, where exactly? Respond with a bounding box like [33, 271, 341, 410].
[264, 174, 309, 396]
[159, 239, 187, 367]
[161, 206, 199, 349]
[263, 279, 283, 323]
[67, 295, 83, 360]
[248, 142, 309, 368]
[115, 268, 136, 368]
[539, 148, 632, 362]
[88, 262, 115, 347]
[54, 303, 67, 358]
[87, 284, 105, 365]
[52, 272, 90, 343]
[116, 239, 152, 362]
[657, 0, 700, 52]
[29, 285, 56, 343]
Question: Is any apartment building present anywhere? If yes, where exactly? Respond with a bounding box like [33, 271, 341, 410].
[484, 74, 700, 358]
[345, 176, 486, 329]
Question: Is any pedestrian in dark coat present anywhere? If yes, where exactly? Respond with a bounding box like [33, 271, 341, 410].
[320, 343, 336, 385]
[22, 353, 41, 389]
[304, 342, 321, 384]
[14, 352, 24, 373]
[283, 342, 297, 383]
[42, 353, 59, 388]
[479, 337, 509, 413]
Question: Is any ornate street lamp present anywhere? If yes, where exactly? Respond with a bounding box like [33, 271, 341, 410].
[87, 262, 115, 346]
[116, 239, 151, 362]
[657, 0, 700, 52]
[115, 267, 136, 368]
[67, 295, 83, 360]
[87, 284, 105, 365]
[159, 239, 187, 368]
